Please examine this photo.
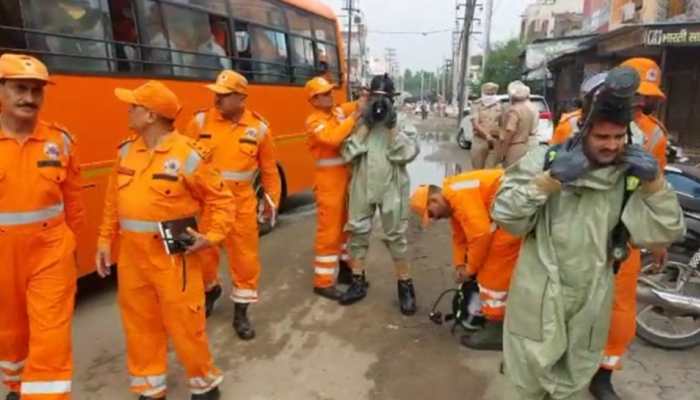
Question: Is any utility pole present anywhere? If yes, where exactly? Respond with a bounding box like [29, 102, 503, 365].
[343, 0, 359, 100]
[457, 0, 477, 126]
[482, 0, 493, 71]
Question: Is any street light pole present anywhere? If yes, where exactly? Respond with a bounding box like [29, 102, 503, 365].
[345, 0, 354, 100]
[457, 0, 477, 126]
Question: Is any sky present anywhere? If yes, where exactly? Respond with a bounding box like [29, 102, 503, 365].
[331, 0, 533, 72]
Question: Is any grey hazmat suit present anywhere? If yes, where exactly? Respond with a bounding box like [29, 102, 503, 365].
[491, 146, 684, 399]
[341, 119, 420, 264]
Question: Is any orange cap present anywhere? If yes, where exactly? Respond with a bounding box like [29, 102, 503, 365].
[206, 70, 248, 95]
[0, 53, 52, 83]
[114, 80, 181, 120]
[620, 57, 665, 99]
[305, 77, 334, 100]
[410, 185, 431, 228]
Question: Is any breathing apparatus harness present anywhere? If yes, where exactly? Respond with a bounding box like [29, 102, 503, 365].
[428, 279, 485, 334]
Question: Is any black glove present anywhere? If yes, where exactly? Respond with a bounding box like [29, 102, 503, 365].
[622, 144, 659, 182]
[549, 144, 591, 183]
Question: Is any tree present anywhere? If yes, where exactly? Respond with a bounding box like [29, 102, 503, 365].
[472, 38, 525, 95]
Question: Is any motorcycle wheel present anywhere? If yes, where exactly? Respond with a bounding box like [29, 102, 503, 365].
[457, 129, 471, 150]
[636, 251, 700, 350]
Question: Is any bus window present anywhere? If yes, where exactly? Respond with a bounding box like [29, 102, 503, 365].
[20, 0, 111, 72]
[134, 0, 172, 76]
[289, 36, 314, 84]
[236, 23, 289, 84]
[316, 42, 339, 82]
[228, 0, 286, 29]
[313, 17, 336, 43]
[285, 7, 312, 38]
[109, 0, 140, 72]
[0, 0, 27, 50]
[169, 0, 228, 15]
[161, 3, 232, 79]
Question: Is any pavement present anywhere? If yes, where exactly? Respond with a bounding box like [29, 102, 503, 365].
[4, 115, 700, 400]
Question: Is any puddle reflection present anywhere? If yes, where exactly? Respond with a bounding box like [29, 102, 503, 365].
[408, 134, 468, 191]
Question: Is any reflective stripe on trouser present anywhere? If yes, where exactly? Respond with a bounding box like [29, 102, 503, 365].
[602, 247, 641, 370]
[0, 221, 76, 398]
[476, 228, 522, 321]
[346, 202, 408, 262]
[201, 184, 260, 303]
[117, 232, 221, 397]
[313, 166, 349, 288]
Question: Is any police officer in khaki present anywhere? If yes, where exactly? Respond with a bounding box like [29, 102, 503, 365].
[470, 82, 503, 169]
[500, 81, 536, 167]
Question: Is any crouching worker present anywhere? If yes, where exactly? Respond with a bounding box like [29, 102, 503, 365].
[96, 81, 234, 400]
[340, 74, 420, 315]
[410, 169, 521, 350]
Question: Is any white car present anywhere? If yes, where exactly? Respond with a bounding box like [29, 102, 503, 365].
[457, 95, 554, 149]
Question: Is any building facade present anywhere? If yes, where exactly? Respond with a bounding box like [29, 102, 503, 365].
[521, 0, 585, 43]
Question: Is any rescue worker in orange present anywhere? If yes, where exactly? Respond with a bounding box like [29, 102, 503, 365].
[0, 53, 85, 400]
[550, 58, 669, 400]
[185, 70, 280, 339]
[304, 76, 365, 300]
[96, 80, 233, 400]
[410, 169, 521, 351]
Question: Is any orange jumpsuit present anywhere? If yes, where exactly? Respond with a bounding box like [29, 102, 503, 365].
[97, 132, 233, 398]
[305, 103, 358, 288]
[0, 121, 85, 399]
[551, 110, 668, 369]
[186, 108, 280, 303]
[443, 170, 522, 320]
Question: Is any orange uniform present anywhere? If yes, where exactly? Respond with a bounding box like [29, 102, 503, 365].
[97, 131, 233, 398]
[0, 120, 85, 399]
[550, 108, 668, 370]
[549, 109, 582, 145]
[443, 170, 522, 320]
[305, 102, 358, 288]
[186, 107, 280, 303]
[601, 110, 668, 370]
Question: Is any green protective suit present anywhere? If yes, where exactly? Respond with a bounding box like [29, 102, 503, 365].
[341, 120, 420, 262]
[491, 147, 684, 400]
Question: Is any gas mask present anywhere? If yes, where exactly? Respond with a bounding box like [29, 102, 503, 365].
[364, 74, 397, 128]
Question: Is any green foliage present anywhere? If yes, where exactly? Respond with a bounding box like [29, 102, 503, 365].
[473, 39, 525, 94]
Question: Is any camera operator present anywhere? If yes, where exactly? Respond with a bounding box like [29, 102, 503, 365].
[339, 74, 420, 315]
[491, 67, 684, 399]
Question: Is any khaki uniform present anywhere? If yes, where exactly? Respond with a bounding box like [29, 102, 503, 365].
[470, 100, 503, 169]
[501, 101, 537, 167]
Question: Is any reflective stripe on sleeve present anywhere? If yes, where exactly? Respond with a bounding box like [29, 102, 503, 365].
[221, 170, 256, 181]
[0, 203, 64, 226]
[184, 150, 202, 175]
[316, 157, 346, 167]
[119, 142, 132, 160]
[195, 112, 206, 129]
[61, 132, 72, 156]
[648, 126, 664, 151]
[449, 179, 479, 191]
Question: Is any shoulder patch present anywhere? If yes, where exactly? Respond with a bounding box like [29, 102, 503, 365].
[48, 122, 75, 141]
[251, 111, 270, 129]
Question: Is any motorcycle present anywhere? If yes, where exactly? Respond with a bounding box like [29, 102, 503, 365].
[636, 161, 700, 349]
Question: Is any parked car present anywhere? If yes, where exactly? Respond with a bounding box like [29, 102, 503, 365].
[457, 95, 554, 150]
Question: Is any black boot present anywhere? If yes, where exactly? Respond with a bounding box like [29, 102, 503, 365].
[339, 273, 368, 305]
[589, 368, 621, 400]
[191, 387, 221, 400]
[313, 285, 343, 301]
[138, 396, 165, 400]
[204, 285, 222, 318]
[337, 260, 354, 285]
[397, 279, 417, 315]
[233, 303, 256, 340]
[6, 393, 19, 400]
[460, 320, 503, 351]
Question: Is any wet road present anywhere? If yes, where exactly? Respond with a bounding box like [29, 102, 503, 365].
[5, 115, 700, 399]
